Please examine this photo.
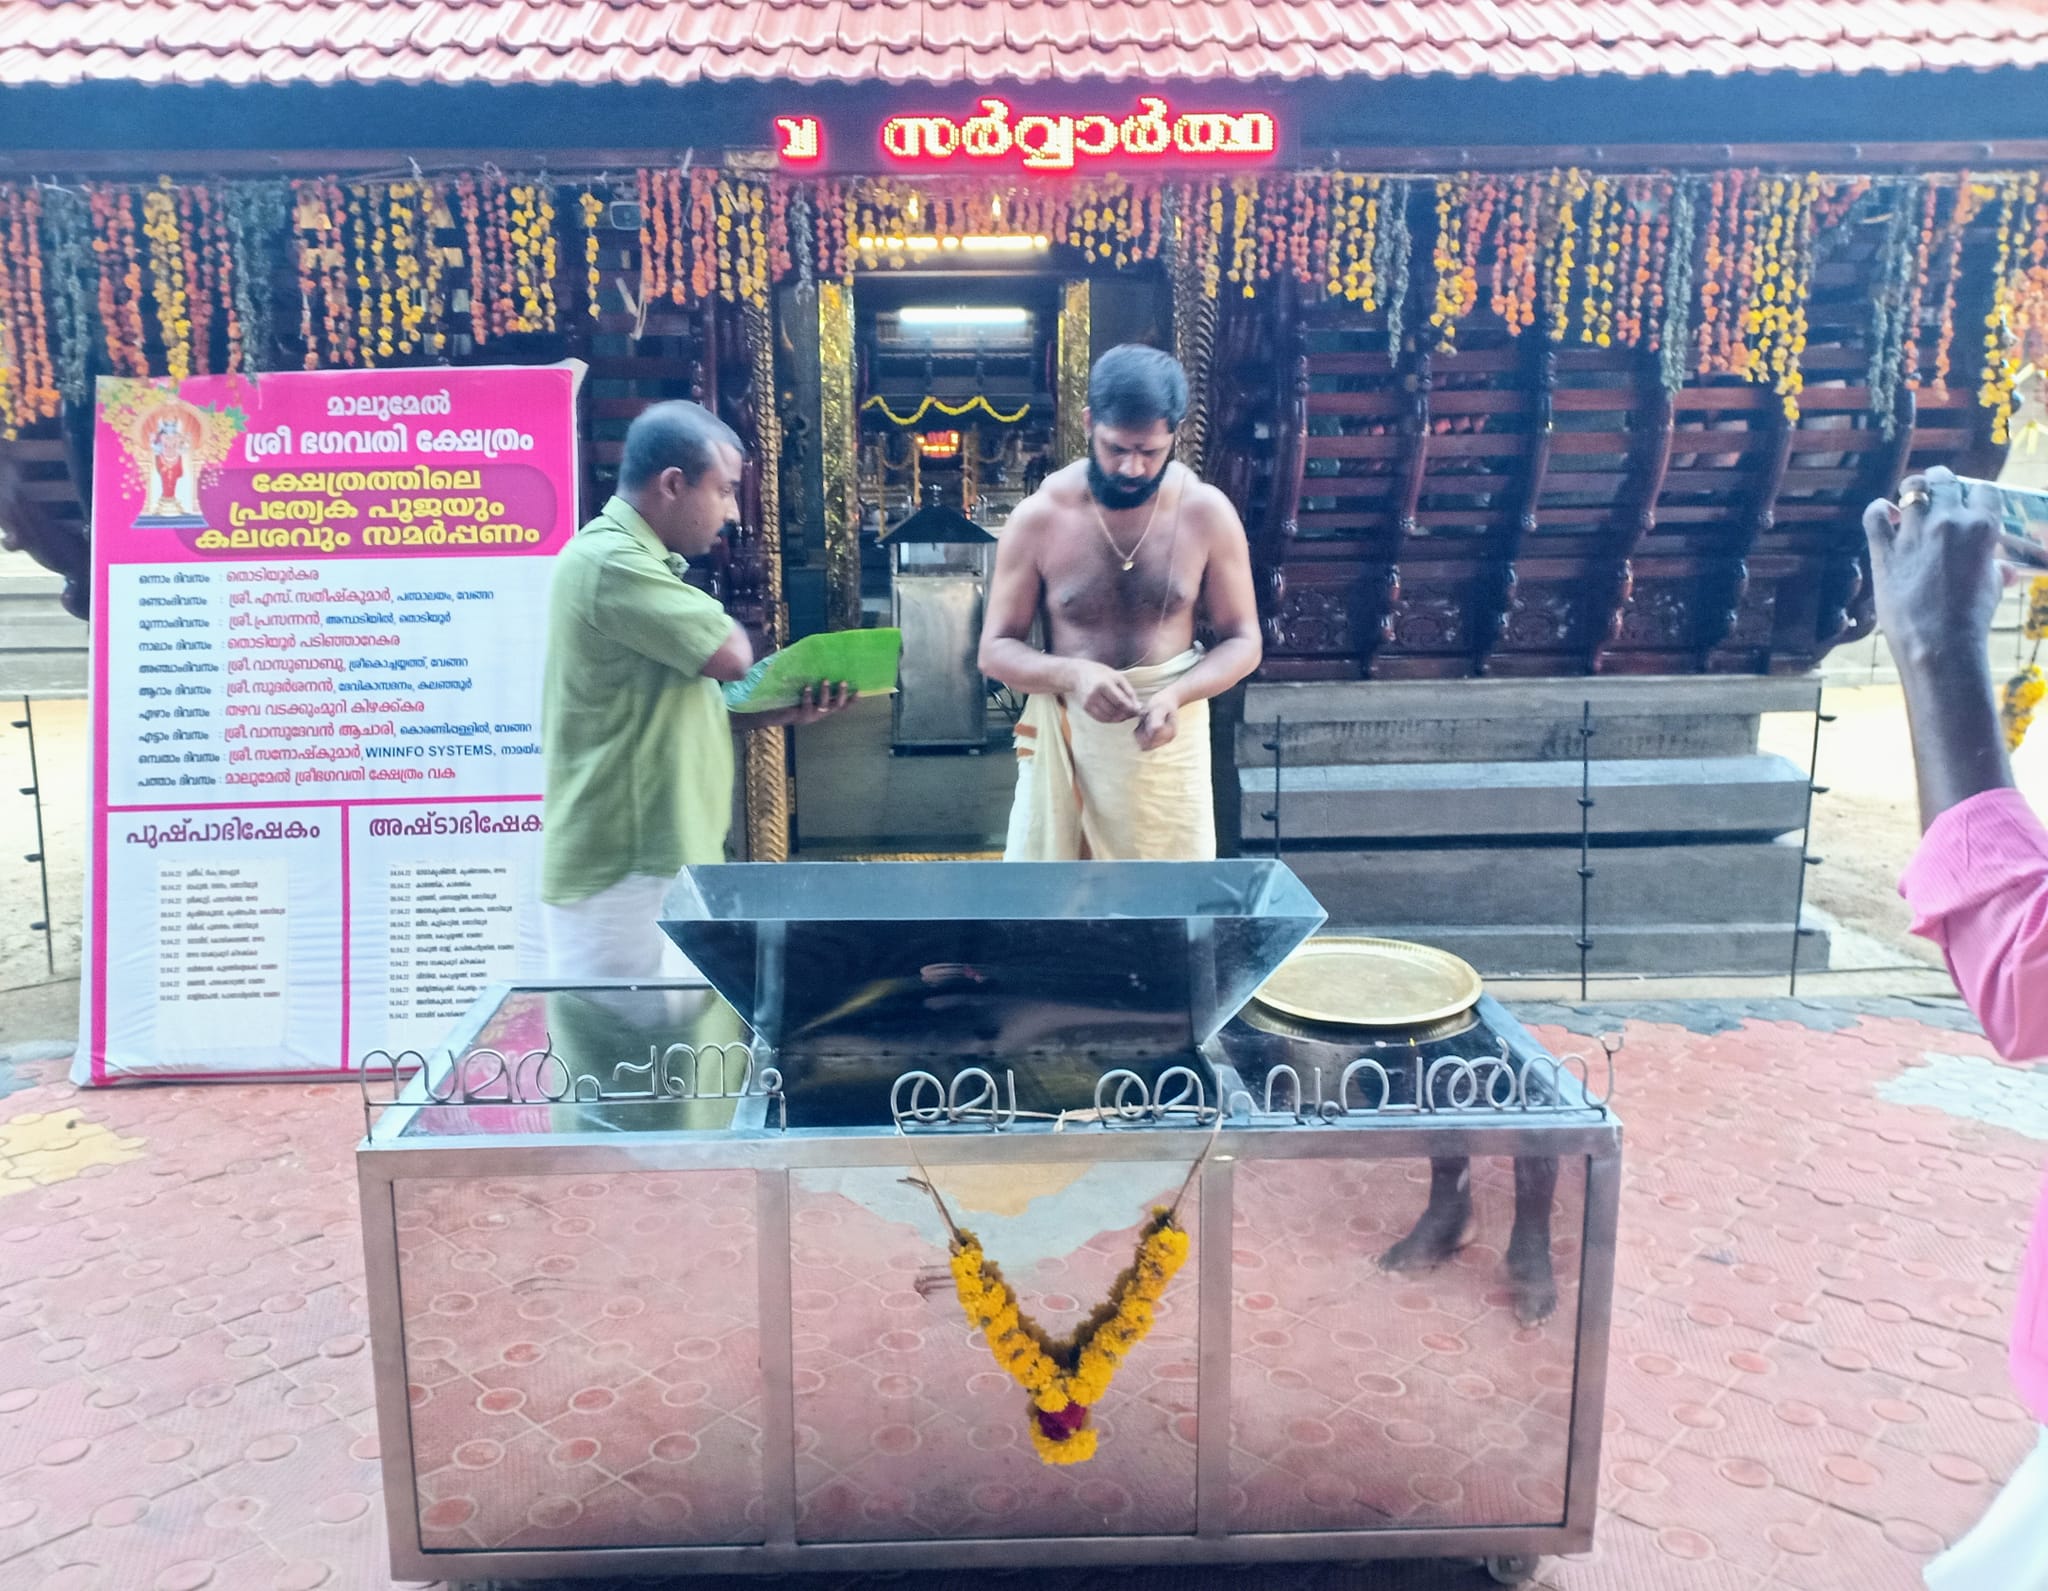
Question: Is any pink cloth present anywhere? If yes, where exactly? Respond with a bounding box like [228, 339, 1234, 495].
[1900, 788, 2048, 1423]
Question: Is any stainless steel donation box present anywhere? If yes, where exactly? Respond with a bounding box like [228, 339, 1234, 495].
[357, 860, 1619, 1588]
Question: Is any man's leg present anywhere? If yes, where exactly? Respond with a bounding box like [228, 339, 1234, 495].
[1506, 1155, 1561, 1326]
[1381, 1157, 1476, 1272]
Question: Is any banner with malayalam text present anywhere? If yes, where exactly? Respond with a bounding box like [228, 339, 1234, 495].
[77, 366, 577, 1084]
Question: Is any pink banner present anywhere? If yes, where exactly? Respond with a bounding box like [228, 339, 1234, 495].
[79, 366, 578, 1086]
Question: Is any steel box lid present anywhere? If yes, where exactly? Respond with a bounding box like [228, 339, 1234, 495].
[660, 859, 1326, 1062]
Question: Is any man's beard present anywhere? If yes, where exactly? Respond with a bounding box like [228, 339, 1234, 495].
[1087, 451, 1171, 512]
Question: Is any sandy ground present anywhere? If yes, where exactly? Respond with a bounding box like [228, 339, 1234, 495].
[4, 681, 2046, 1048]
[1760, 681, 2048, 970]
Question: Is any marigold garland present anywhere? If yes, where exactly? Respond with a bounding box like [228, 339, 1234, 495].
[16, 161, 2048, 450]
[0, 186, 59, 434]
[948, 1209, 1190, 1466]
[1929, 178, 1986, 396]
[2004, 664, 2045, 753]
[181, 184, 213, 374]
[141, 177, 193, 381]
[581, 189, 606, 319]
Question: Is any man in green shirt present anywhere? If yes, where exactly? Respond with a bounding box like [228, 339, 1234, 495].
[541, 400, 846, 978]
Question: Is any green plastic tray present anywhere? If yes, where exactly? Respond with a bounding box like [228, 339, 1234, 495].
[723, 627, 903, 714]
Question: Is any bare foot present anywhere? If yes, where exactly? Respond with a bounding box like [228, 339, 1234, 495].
[1379, 1195, 1477, 1273]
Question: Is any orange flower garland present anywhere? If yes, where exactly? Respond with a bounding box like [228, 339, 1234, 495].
[0, 186, 59, 434]
[141, 177, 194, 380]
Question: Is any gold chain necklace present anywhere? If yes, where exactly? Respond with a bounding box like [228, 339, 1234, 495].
[1089, 470, 1166, 572]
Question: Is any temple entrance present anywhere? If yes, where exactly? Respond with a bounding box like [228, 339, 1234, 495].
[790, 262, 1170, 855]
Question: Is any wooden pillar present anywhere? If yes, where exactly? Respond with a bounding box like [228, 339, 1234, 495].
[817, 279, 860, 633]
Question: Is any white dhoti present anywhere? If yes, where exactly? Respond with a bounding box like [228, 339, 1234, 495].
[1002, 647, 1216, 862]
[543, 872, 697, 981]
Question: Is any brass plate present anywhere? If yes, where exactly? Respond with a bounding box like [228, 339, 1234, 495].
[1237, 999, 1481, 1049]
[1251, 935, 1483, 1030]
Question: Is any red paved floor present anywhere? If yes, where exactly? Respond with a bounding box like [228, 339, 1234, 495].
[0, 998, 2040, 1591]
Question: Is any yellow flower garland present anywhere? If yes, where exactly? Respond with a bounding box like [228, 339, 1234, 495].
[2004, 664, 2045, 752]
[862, 393, 1030, 427]
[948, 1209, 1190, 1466]
[2026, 574, 2048, 642]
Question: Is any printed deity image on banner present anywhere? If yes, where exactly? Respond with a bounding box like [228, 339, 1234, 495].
[99, 378, 245, 530]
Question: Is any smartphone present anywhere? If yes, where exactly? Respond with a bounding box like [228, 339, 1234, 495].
[1960, 477, 2048, 545]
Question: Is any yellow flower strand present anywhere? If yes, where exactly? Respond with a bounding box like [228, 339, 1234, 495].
[949, 1210, 1191, 1466]
[861, 393, 1031, 427]
[2003, 663, 2045, 752]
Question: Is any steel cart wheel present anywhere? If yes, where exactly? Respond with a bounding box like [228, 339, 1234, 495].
[1485, 1555, 1540, 1585]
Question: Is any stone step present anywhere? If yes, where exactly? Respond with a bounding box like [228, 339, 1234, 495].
[1272, 837, 1809, 929]
[1355, 917, 1832, 979]
[1241, 674, 1823, 766]
[0, 581, 88, 697]
[1239, 754, 1813, 842]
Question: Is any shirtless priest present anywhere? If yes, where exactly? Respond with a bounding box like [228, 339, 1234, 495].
[980, 345, 1261, 861]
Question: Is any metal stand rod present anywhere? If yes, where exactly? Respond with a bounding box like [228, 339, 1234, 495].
[1261, 715, 1285, 858]
[1789, 684, 1833, 998]
[12, 695, 55, 976]
[1576, 700, 1596, 1003]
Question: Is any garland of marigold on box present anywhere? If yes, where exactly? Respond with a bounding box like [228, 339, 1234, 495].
[906, 1157, 1198, 1467]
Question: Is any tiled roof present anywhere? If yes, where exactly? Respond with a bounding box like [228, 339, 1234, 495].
[3, 0, 2048, 90]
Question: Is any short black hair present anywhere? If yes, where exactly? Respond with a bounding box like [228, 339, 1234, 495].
[618, 400, 744, 491]
[1087, 345, 1188, 431]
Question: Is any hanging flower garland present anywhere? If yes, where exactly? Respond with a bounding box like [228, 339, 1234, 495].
[948, 1209, 1190, 1466]
[1429, 174, 1480, 347]
[385, 183, 416, 358]
[689, 169, 719, 303]
[182, 185, 214, 374]
[768, 181, 793, 284]
[2004, 662, 2044, 752]
[39, 185, 96, 404]
[220, 180, 288, 373]
[1929, 178, 1987, 396]
[2008, 577, 2048, 753]
[140, 177, 194, 380]
[1488, 173, 1539, 336]
[1982, 174, 2048, 443]
[790, 182, 816, 297]
[290, 177, 354, 370]
[1868, 179, 1922, 435]
[580, 187, 606, 320]
[1328, 173, 1382, 313]
[0, 186, 59, 435]
[198, 184, 238, 373]
[1376, 178, 1413, 353]
[1658, 179, 1699, 394]
[351, 183, 388, 362]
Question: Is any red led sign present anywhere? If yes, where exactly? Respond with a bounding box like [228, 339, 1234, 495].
[772, 97, 1277, 173]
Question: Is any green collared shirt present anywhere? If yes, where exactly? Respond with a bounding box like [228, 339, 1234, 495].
[541, 497, 737, 906]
